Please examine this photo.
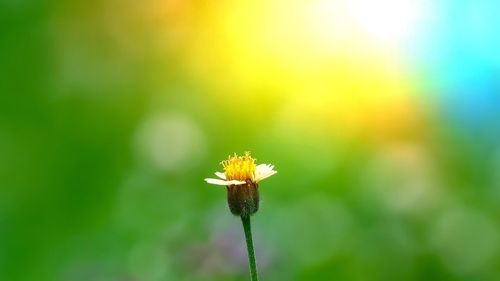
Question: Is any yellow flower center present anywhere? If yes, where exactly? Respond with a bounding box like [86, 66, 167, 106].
[221, 152, 256, 181]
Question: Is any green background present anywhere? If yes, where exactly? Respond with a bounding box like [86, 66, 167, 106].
[2, 1, 500, 281]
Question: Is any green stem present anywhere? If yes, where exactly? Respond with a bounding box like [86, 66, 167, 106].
[241, 215, 259, 281]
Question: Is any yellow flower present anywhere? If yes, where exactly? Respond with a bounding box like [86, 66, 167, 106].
[204, 152, 277, 186]
[204, 152, 277, 217]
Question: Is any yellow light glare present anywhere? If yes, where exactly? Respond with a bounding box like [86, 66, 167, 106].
[180, 0, 424, 133]
[192, 0, 424, 84]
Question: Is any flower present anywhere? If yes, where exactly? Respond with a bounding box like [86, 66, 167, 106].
[204, 152, 277, 217]
[204, 152, 277, 186]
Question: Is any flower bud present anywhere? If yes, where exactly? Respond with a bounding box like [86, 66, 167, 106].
[226, 181, 259, 217]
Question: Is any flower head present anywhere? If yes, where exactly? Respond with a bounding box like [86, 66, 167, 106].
[204, 152, 277, 217]
[205, 152, 277, 186]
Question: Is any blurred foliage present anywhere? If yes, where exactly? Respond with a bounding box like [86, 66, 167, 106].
[1, 0, 500, 281]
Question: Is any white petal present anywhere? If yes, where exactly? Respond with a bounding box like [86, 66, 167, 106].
[256, 164, 272, 173]
[255, 164, 277, 182]
[204, 178, 227, 185]
[204, 178, 246, 186]
[255, 170, 277, 182]
[215, 172, 226, 179]
[256, 164, 274, 175]
[226, 180, 247, 185]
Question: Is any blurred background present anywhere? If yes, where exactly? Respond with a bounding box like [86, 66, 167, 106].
[1, 0, 500, 280]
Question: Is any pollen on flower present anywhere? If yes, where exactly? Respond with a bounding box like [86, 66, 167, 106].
[221, 152, 256, 181]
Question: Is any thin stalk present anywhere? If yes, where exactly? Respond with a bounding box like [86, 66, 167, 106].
[241, 215, 259, 281]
